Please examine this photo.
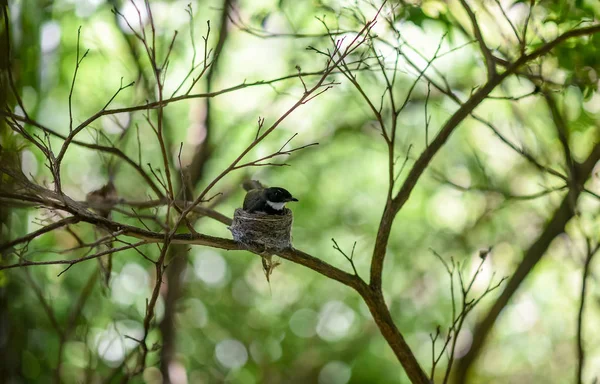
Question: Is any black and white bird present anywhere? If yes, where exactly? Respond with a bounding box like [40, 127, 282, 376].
[242, 180, 298, 215]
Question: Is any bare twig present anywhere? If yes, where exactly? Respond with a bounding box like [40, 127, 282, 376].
[459, 0, 496, 80]
[492, 0, 522, 45]
[429, 250, 507, 383]
[0, 241, 148, 274]
[68, 26, 89, 133]
[55, 79, 134, 192]
[0, 216, 80, 253]
[577, 240, 600, 384]
[332, 238, 359, 277]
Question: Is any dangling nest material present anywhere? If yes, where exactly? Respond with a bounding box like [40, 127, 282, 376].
[229, 208, 293, 281]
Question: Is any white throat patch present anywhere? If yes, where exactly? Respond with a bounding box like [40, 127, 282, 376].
[267, 201, 286, 210]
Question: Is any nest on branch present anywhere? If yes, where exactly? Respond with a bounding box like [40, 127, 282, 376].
[229, 208, 293, 253]
[229, 208, 293, 281]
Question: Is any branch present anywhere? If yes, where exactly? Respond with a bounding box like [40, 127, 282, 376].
[577, 240, 599, 384]
[55, 79, 134, 192]
[160, 1, 232, 381]
[0, 241, 148, 274]
[68, 26, 89, 133]
[3, 113, 164, 197]
[23, 269, 64, 338]
[173, 6, 382, 233]
[332, 238, 359, 277]
[357, 284, 430, 384]
[470, 113, 567, 181]
[455, 142, 600, 380]
[232, 134, 318, 169]
[369, 22, 600, 292]
[117, 198, 232, 225]
[0, 216, 80, 253]
[459, 0, 496, 81]
[543, 92, 578, 206]
[492, 0, 522, 46]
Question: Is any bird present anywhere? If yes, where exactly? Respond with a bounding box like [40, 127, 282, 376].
[86, 180, 117, 218]
[242, 180, 298, 215]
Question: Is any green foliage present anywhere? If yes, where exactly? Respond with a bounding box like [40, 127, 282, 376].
[1, 0, 600, 383]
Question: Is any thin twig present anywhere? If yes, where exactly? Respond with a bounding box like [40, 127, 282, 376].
[332, 238, 360, 277]
[577, 240, 600, 384]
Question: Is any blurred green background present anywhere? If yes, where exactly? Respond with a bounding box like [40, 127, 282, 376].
[1, 0, 600, 383]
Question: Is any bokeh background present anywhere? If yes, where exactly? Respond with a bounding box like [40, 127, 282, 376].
[1, 0, 600, 383]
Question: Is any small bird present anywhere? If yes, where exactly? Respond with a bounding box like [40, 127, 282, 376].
[242, 180, 298, 215]
[86, 180, 117, 218]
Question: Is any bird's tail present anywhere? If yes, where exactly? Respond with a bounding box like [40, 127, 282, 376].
[242, 179, 264, 191]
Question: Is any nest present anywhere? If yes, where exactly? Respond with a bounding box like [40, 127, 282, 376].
[229, 208, 293, 281]
[229, 208, 293, 254]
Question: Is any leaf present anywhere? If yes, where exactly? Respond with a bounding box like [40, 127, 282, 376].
[406, 6, 428, 27]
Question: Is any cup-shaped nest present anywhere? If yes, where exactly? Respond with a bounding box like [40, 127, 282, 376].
[229, 208, 293, 254]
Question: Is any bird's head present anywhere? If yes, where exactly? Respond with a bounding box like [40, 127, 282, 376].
[264, 187, 298, 210]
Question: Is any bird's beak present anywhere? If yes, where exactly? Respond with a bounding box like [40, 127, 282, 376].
[288, 197, 299, 202]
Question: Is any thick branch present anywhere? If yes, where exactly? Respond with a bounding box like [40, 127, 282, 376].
[0, 188, 361, 288]
[357, 285, 431, 384]
[454, 143, 600, 381]
[369, 23, 600, 292]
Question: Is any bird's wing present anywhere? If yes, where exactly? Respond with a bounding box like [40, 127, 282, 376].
[243, 189, 263, 211]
